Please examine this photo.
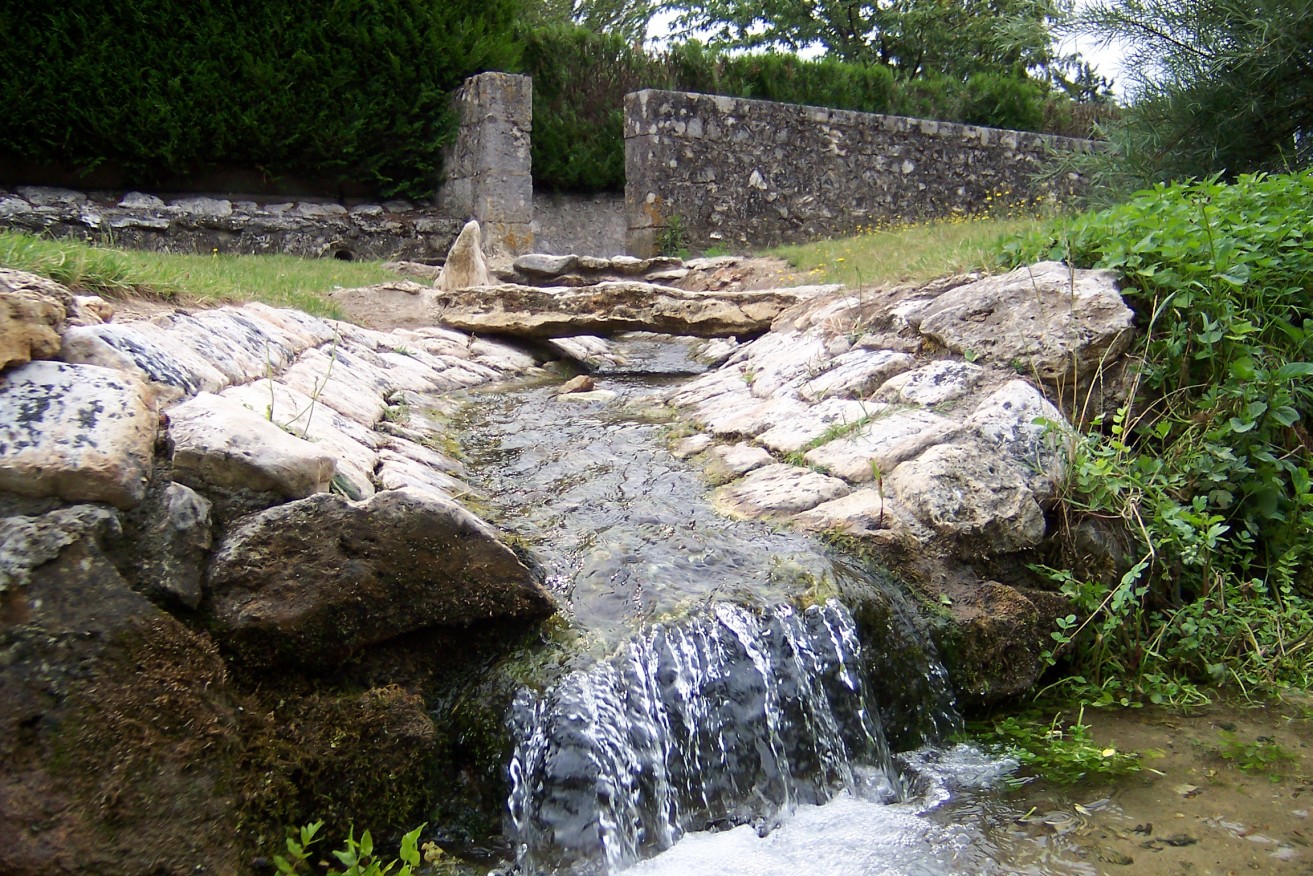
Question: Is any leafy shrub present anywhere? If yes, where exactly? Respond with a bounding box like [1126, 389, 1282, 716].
[1002, 171, 1313, 703]
[0, 0, 525, 198]
[275, 821, 431, 876]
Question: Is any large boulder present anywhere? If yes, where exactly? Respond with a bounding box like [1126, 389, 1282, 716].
[0, 505, 247, 876]
[207, 487, 554, 668]
[900, 261, 1134, 384]
[433, 282, 838, 339]
[885, 441, 1047, 556]
[0, 361, 157, 509]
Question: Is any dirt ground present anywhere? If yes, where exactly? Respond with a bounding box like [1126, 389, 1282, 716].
[1003, 695, 1313, 874]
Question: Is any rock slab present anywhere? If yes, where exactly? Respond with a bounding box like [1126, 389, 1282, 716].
[167, 392, 336, 499]
[434, 282, 836, 339]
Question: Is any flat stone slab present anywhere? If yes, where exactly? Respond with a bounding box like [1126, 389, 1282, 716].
[712, 463, 850, 520]
[433, 282, 835, 339]
[61, 322, 229, 400]
[0, 361, 156, 508]
[874, 359, 985, 407]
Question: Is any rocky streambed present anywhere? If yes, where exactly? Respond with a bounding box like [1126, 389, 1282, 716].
[2, 235, 1220, 875]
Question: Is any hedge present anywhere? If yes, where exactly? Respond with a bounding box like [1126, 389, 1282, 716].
[0, 0, 524, 199]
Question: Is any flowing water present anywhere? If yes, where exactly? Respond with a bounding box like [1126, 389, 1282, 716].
[450, 335, 1094, 875]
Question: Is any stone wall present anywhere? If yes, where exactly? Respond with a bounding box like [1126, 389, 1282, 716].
[624, 89, 1093, 256]
[531, 192, 627, 257]
[438, 72, 534, 257]
[0, 186, 461, 261]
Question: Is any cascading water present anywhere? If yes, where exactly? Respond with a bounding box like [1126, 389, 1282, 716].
[507, 601, 917, 873]
[449, 335, 1091, 876]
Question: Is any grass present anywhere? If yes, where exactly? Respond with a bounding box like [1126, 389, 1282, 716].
[771, 214, 1050, 289]
[0, 231, 402, 318]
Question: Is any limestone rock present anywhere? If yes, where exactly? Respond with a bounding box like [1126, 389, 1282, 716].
[874, 359, 985, 407]
[167, 392, 336, 500]
[220, 379, 378, 500]
[61, 322, 229, 400]
[0, 361, 156, 509]
[885, 441, 1046, 555]
[803, 409, 958, 482]
[170, 196, 232, 217]
[672, 433, 713, 459]
[903, 262, 1134, 383]
[704, 442, 775, 484]
[437, 220, 492, 291]
[755, 398, 875, 455]
[557, 374, 595, 395]
[797, 349, 915, 402]
[206, 488, 554, 668]
[965, 380, 1070, 495]
[515, 253, 578, 277]
[68, 295, 114, 326]
[0, 505, 120, 594]
[0, 286, 64, 369]
[792, 488, 928, 545]
[278, 347, 391, 426]
[433, 282, 830, 339]
[124, 482, 213, 609]
[713, 463, 850, 520]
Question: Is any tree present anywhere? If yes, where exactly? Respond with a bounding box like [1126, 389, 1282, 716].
[663, 0, 1072, 81]
[1069, 0, 1313, 191]
[529, 0, 657, 42]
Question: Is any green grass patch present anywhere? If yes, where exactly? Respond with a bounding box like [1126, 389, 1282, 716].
[771, 214, 1050, 289]
[0, 232, 402, 318]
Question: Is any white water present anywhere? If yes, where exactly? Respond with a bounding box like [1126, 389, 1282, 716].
[629, 748, 1094, 876]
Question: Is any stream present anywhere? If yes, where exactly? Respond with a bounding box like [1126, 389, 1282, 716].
[450, 334, 1097, 875]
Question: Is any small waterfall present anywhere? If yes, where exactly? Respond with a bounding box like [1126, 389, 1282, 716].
[507, 600, 953, 874]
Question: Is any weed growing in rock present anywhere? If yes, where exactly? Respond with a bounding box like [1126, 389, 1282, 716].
[1003, 170, 1313, 705]
[657, 214, 690, 260]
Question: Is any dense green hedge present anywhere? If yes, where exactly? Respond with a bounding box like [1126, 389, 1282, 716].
[524, 26, 1053, 193]
[0, 0, 523, 199]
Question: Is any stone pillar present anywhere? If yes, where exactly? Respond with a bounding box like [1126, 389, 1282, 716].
[623, 90, 663, 258]
[438, 72, 534, 258]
